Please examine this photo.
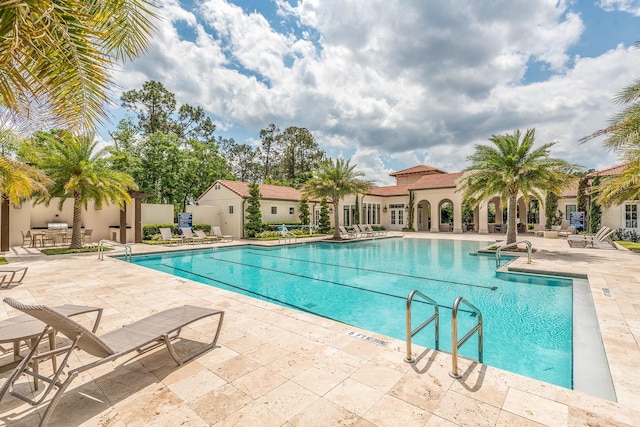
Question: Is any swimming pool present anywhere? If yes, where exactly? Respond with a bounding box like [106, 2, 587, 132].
[129, 238, 581, 388]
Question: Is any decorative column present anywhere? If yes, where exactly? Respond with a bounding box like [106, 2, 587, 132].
[478, 202, 489, 234]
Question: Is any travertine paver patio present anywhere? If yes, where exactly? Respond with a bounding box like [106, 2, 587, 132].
[0, 233, 639, 426]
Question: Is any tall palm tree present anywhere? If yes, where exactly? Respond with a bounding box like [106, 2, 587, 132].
[579, 45, 640, 206]
[460, 129, 573, 244]
[0, 0, 158, 130]
[302, 158, 371, 240]
[20, 130, 136, 249]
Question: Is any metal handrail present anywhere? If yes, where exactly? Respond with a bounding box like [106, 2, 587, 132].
[278, 231, 298, 245]
[404, 290, 439, 363]
[98, 239, 132, 261]
[450, 296, 483, 378]
[496, 240, 532, 267]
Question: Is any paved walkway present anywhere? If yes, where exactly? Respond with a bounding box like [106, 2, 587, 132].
[0, 233, 638, 426]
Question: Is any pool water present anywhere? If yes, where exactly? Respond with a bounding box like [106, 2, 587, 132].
[129, 238, 573, 388]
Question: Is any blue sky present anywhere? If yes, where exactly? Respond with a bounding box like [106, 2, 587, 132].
[106, 0, 640, 185]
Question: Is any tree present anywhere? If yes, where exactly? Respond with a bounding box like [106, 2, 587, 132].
[318, 198, 331, 234]
[0, 129, 51, 251]
[110, 82, 233, 213]
[544, 192, 561, 229]
[589, 176, 602, 234]
[226, 143, 261, 182]
[245, 183, 263, 237]
[120, 81, 218, 142]
[405, 191, 415, 231]
[579, 41, 640, 206]
[298, 195, 310, 225]
[20, 130, 135, 248]
[259, 123, 281, 181]
[0, 0, 158, 130]
[461, 129, 573, 244]
[302, 158, 371, 240]
[577, 176, 589, 230]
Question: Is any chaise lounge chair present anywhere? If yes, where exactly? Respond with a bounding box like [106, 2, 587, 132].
[0, 297, 224, 427]
[0, 266, 28, 289]
[159, 227, 183, 246]
[568, 226, 614, 247]
[179, 227, 206, 244]
[338, 226, 356, 239]
[212, 226, 233, 242]
[194, 229, 217, 243]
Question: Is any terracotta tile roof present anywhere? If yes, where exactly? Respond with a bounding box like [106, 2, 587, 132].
[411, 172, 464, 190]
[199, 180, 305, 201]
[587, 163, 628, 177]
[560, 178, 579, 198]
[389, 165, 445, 177]
[368, 185, 412, 196]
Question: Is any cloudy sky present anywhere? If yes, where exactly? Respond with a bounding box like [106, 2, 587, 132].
[105, 0, 640, 185]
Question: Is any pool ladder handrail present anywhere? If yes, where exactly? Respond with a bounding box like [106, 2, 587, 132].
[278, 231, 298, 245]
[450, 296, 483, 378]
[97, 239, 132, 261]
[404, 290, 439, 363]
[496, 240, 532, 268]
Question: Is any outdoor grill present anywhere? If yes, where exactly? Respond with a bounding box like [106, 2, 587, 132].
[47, 223, 69, 230]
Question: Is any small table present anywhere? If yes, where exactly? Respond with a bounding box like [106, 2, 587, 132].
[0, 305, 102, 389]
[543, 231, 559, 239]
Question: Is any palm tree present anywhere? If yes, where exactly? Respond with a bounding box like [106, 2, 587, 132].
[302, 158, 371, 240]
[20, 130, 136, 249]
[460, 129, 573, 245]
[579, 45, 640, 206]
[0, 0, 158, 130]
[0, 128, 50, 250]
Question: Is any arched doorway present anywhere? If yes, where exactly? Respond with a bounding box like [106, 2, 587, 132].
[439, 200, 453, 232]
[416, 200, 431, 231]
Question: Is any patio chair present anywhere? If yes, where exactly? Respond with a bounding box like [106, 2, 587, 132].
[558, 226, 576, 238]
[179, 227, 204, 244]
[338, 226, 356, 239]
[81, 229, 93, 246]
[212, 226, 233, 242]
[20, 231, 31, 247]
[194, 229, 217, 243]
[43, 230, 57, 247]
[353, 224, 373, 238]
[0, 266, 28, 289]
[362, 224, 379, 237]
[568, 226, 613, 247]
[159, 227, 182, 246]
[0, 297, 224, 427]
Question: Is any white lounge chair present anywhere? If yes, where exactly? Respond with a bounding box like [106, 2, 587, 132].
[568, 226, 613, 247]
[159, 227, 182, 246]
[363, 224, 381, 237]
[338, 226, 356, 239]
[180, 227, 205, 244]
[194, 229, 217, 243]
[353, 224, 373, 238]
[212, 226, 233, 242]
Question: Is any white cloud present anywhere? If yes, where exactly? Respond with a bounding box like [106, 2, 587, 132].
[107, 0, 639, 185]
[598, 0, 640, 15]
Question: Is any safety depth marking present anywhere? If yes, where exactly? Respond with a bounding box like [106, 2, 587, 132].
[602, 288, 613, 298]
[347, 331, 390, 347]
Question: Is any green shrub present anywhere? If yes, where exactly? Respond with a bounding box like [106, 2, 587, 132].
[255, 230, 282, 239]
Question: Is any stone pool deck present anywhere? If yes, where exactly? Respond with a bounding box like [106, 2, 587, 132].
[0, 233, 639, 426]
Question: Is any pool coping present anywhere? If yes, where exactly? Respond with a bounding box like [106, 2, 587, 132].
[3, 232, 640, 425]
